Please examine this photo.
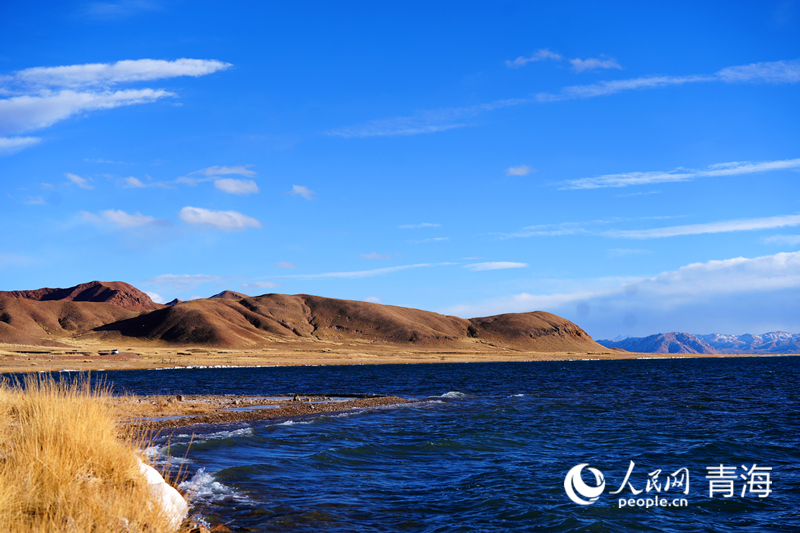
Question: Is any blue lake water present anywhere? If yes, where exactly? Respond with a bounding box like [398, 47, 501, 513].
[44, 357, 800, 531]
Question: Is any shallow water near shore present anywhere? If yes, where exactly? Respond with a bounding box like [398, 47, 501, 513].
[27, 357, 800, 531]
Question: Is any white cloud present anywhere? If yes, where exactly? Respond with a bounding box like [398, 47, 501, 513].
[505, 49, 621, 72]
[444, 252, 800, 337]
[606, 214, 800, 239]
[9, 59, 231, 89]
[399, 222, 441, 229]
[561, 157, 800, 189]
[275, 261, 297, 269]
[505, 49, 563, 68]
[0, 59, 230, 144]
[122, 176, 146, 188]
[214, 178, 259, 195]
[360, 252, 393, 260]
[145, 291, 165, 304]
[24, 196, 46, 205]
[570, 57, 623, 73]
[287, 185, 315, 200]
[716, 59, 800, 83]
[0, 89, 174, 135]
[241, 281, 283, 290]
[465, 262, 527, 271]
[144, 274, 225, 291]
[179, 206, 262, 231]
[65, 172, 93, 189]
[83, 209, 170, 228]
[192, 165, 256, 177]
[764, 234, 800, 246]
[0, 136, 40, 155]
[364, 296, 382, 303]
[505, 165, 534, 176]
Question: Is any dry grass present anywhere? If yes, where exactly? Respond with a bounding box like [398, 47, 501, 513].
[0, 375, 186, 533]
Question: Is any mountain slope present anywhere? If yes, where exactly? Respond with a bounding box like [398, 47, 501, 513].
[0, 297, 137, 347]
[0, 281, 161, 312]
[91, 293, 605, 351]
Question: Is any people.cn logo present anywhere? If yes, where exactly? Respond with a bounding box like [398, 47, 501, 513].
[564, 464, 606, 505]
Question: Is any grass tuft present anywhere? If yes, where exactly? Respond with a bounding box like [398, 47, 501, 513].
[0, 374, 187, 532]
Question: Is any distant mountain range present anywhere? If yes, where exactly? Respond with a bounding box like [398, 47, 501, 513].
[597, 331, 800, 354]
[0, 281, 605, 352]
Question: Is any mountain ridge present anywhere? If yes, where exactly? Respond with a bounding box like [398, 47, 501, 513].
[0, 282, 606, 352]
[597, 331, 800, 354]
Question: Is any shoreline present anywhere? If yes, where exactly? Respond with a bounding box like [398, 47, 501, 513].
[0, 341, 793, 374]
[121, 394, 410, 432]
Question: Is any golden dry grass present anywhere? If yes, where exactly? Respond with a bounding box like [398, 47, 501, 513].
[0, 375, 186, 533]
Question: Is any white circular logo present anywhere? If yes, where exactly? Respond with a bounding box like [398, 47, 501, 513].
[564, 464, 606, 505]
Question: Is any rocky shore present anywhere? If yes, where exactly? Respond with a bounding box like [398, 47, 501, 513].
[132, 394, 410, 432]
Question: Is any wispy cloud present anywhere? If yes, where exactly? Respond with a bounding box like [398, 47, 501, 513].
[606, 214, 800, 239]
[82, 209, 170, 228]
[191, 165, 255, 178]
[364, 296, 382, 303]
[360, 252, 394, 260]
[561, 157, 800, 190]
[764, 234, 800, 246]
[499, 221, 591, 239]
[326, 99, 525, 139]
[213, 178, 259, 195]
[122, 176, 146, 188]
[1, 89, 174, 135]
[286, 185, 315, 200]
[716, 59, 800, 83]
[0, 58, 230, 153]
[179, 206, 262, 231]
[24, 196, 46, 205]
[144, 274, 228, 291]
[242, 281, 283, 290]
[569, 56, 623, 73]
[399, 222, 441, 229]
[409, 237, 449, 244]
[65, 172, 93, 189]
[506, 49, 622, 73]
[0, 136, 40, 155]
[505, 164, 535, 176]
[505, 49, 563, 68]
[7, 58, 231, 89]
[284, 263, 441, 280]
[275, 261, 297, 268]
[465, 262, 527, 271]
[333, 58, 800, 140]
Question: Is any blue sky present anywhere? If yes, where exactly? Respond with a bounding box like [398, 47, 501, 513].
[2, 1, 799, 339]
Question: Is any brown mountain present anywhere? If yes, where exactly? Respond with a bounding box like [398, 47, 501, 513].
[0, 297, 137, 347]
[0, 281, 606, 352]
[90, 293, 605, 351]
[210, 290, 248, 300]
[0, 281, 161, 312]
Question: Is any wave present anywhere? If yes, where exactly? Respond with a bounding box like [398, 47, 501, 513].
[179, 468, 249, 504]
[435, 391, 467, 399]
